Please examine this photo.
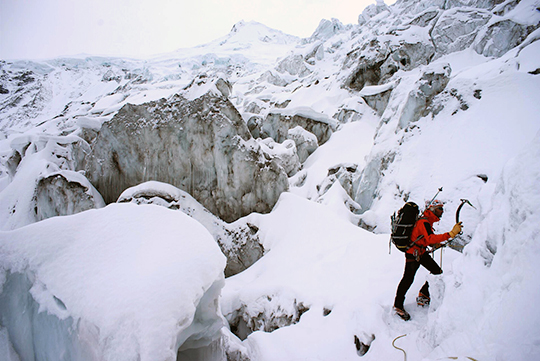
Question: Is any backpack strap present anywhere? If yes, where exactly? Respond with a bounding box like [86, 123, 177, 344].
[403, 217, 428, 252]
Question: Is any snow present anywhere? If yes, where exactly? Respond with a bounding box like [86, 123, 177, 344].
[290, 118, 378, 200]
[1, 2, 540, 360]
[221, 192, 462, 361]
[359, 81, 396, 96]
[0, 203, 227, 361]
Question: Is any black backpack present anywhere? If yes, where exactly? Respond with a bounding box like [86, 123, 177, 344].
[390, 202, 420, 252]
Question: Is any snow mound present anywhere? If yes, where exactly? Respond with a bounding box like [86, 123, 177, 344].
[0, 203, 227, 361]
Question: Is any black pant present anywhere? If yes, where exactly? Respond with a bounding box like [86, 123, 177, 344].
[394, 252, 442, 309]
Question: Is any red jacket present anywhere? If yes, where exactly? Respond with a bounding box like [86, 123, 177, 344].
[407, 209, 451, 257]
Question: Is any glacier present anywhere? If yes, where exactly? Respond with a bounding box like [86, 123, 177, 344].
[1, 0, 540, 360]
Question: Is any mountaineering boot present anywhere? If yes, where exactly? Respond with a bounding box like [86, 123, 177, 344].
[393, 306, 411, 321]
[417, 293, 430, 307]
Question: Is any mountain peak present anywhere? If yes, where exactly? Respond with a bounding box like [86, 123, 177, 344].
[223, 20, 299, 45]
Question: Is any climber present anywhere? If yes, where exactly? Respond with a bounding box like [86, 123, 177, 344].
[393, 199, 462, 321]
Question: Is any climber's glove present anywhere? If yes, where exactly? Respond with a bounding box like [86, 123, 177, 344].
[448, 222, 463, 238]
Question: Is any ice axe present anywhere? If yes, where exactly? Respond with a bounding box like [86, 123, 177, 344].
[437, 198, 476, 266]
[443, 198, 476, 253]
[455, 198, 476, 232]
[425, 187, 443, 210]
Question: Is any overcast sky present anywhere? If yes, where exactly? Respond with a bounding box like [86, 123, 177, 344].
[0, 0, 382, 60]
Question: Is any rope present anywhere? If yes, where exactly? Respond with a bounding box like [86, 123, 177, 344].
[392, 334, 407, 361]
[392, 334, 478, 361]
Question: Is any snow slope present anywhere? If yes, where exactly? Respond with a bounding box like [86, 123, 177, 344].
[1, 0, 540, 360]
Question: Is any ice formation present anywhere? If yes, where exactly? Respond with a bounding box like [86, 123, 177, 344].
[1, 0, 539, 360]
[0, 204, 226, 361]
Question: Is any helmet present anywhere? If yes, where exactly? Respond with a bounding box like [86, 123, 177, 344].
[426, 199, 444, 210]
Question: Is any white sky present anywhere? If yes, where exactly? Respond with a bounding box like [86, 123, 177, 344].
[0, 0, 379, 60]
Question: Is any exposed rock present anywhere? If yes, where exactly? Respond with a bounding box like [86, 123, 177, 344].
[85, 92, 289, 222]
[474, 20, 540, 58]
[431, 8, 491, 55]
[429, 86, 474, 117]
[117, 181, 265, 277]
[12, 70, 35, 85]
[35, 172, 105, 222]
[477, 174, 489, 183]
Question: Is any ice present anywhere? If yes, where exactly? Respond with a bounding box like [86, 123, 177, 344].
[0, 326, 20, 361]
[1, 0, 540, 360]
[118, 180, 265, 277]
[0, 203, 227, 361]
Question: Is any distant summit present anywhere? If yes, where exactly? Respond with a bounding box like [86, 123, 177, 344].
[219, 20, 300, 46]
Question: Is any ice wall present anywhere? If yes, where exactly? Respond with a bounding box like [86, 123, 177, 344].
[0, 203, 227, 361]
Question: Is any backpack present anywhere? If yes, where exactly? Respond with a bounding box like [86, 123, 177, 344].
[390, 202, 420, 252]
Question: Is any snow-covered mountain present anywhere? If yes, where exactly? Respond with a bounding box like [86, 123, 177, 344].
[1, 0, 540, 360]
